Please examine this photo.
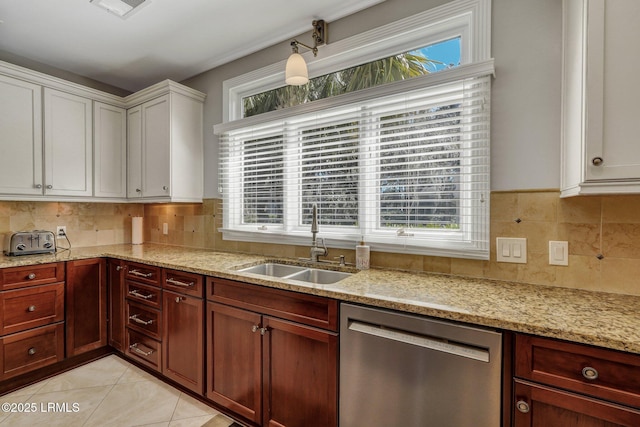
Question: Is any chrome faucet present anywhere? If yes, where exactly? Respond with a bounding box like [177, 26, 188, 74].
[310, 204, 328, 262]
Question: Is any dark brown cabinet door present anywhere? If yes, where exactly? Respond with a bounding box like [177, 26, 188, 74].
[262, 316, 338, 427]
[207, 301, 262, 425]
[66, 258, 107, 357]
[107, 259, 125, 351]
[162, 289, 203, 394]
[514, 380, 640, 427]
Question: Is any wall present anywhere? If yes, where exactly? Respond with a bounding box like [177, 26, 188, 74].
[0, 201, 143, 249]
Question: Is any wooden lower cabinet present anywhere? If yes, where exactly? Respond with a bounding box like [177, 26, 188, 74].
[514, 380, 640, 427]
[513, 334, 640, 426]
[0, 323, 64, 379]
[206, 278, 339, 427]
[163, 289, 203, 394]
[107, 259, 125, 351]
[66, 258, 108, 356]
[263, 316, 338, 427]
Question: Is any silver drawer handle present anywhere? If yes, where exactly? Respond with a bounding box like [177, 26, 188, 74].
[28, 347, 36, 356]
[27, 305, 36, 312]
[128, 289, 154, 300]
[129, 343, 154, 356]
[582, 366, 599, 380]
[129, 314, 154, 326]
[166, 278, 194, 288]
[27, 273, 36, 280]
[129, 269, 153, 278]
[516, 400, 530, 413]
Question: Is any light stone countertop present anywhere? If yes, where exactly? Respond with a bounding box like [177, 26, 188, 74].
[2, 243, 639, 355]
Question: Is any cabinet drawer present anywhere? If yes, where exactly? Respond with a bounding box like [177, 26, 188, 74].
[0, 263, 65, 291]
[126, 329, 161, 372]
[0, 323, 64, 380]
[208, 278, 338, 331]
[126, 280, 161, 309]
[124, 262, 160, 286]
[0, 283, 64, 335]
[126, 301, 161, 340]
[515, 334, 640, 408]
[162, 269, 203, 298]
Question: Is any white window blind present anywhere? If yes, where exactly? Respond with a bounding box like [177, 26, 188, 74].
[218, 68, 492, 259]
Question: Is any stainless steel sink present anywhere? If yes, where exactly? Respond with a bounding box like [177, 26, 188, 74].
[237, 262, 352, 284]
[238, 263, 306, 277]
[286, 268, 352, 284]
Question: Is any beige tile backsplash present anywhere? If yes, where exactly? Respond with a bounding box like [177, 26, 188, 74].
[1, 190, 638, 296]
[0, 201, 144, 249]
[142, 190, 640, 296]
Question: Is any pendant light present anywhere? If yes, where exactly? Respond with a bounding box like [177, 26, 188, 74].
[285, 20, 327, 86]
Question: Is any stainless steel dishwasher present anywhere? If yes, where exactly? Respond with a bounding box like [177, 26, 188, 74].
[340, 303, 502, 427]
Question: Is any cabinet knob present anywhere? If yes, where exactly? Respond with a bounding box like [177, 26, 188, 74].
[175, 296, 184, 303]
[27, 305, 36, 312]
[163, 185, 168, 191]
[34, 184, 42, 189]
[27, 273, 36, 280]
[516, 400, 530, 414]
[251, 325, 259, 333]
[582, 366, 599, 380]
[46, 184, 53, 189]
[592, 157, 604, 166]
[116, 265, 123, 271]
[136, 188, 142, 193]
[28, 347, 36, 356]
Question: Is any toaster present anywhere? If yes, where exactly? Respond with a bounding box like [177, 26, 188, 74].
[4, 230, 57, 256]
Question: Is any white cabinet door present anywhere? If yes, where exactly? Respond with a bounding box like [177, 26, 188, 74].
[142, 94, 170, 198]
[94, 102, 126, 199]
[562, 0, 640, 195]
[127, 105, 143, 199]
[0, 75, 43, 195]
[43, 88, 92, 197]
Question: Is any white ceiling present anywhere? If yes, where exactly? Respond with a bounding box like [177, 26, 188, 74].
[0, 0, 383, 92]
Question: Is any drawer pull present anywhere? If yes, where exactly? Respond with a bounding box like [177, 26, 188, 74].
[27, 273, 36, 280]
[582, 366, 599, 380]
[27, 305, 36, 312]
[516, 400, 530, 413]
[128, 289, 154, 300]
[129, 269, 153, 278]
[129, 343, 154, 356]
[166, 278, 194, 288]
[175, 296, 185, 303]
[129, 314, 154, 326]
[28, 347, 36, 356]
[116, 265, 123, 271]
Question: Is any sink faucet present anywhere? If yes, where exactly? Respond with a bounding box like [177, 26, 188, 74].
[310, 204, 328, 262]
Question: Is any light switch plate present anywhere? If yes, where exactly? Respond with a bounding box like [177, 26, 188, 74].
[496, 237, 527, 263]
[549, 241, 569, 266]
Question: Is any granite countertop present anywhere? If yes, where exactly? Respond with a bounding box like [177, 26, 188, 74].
[2, 243, 639, 355]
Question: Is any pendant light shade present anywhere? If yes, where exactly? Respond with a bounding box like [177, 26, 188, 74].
[285, 52, 309, 86]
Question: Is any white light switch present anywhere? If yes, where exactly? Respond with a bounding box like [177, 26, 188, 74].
[496, 237, 527, 263]
[162, 223, 169, 235]
[549, 241, 568, 266]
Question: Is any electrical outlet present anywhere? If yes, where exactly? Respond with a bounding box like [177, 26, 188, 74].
[56, 226, 66, 237]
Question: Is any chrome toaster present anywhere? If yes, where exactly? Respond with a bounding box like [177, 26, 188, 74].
[4, 230, 56, 256]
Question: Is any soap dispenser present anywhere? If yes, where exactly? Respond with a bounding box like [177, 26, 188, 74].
[355, 237, 370, 270]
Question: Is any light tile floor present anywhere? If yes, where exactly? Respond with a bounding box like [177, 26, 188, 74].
[0, 355, 236, 427]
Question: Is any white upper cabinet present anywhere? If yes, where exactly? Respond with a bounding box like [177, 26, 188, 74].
[126, 81, 205, 202]
[43, 88, 93, 197]
[0, 74, 43, 196]
[94, 102, 127, 199]
[561, 0, 640, 196]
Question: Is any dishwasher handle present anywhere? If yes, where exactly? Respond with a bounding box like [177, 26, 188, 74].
[348, 320, 490, 363]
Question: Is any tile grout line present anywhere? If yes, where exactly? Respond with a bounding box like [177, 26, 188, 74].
[80, 383, 117, 427]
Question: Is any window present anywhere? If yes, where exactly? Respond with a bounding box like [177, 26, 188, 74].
[216, 0, 493, 259]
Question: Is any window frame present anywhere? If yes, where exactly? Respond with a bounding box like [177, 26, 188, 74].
[217, 0, 493, 259]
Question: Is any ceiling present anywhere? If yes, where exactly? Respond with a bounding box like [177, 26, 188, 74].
[0, 0, 383, 93]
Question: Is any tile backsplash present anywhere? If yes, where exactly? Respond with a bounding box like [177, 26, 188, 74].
[0, 201, 143, 249]
[1, 191, 637, 296]
[143, 190, 640, 296]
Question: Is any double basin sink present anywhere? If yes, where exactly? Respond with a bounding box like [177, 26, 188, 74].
[238, 262, 353, 285]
